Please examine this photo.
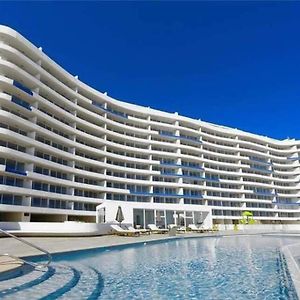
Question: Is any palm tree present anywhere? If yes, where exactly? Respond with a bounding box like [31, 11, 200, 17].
[242, 211, 253, 224]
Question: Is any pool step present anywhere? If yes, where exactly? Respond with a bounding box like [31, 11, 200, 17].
[0, 266, 55, 297]
[59, 265, 103, 300]
[0, 263, 33, 282]
[0, 263, 104, 299]
[1, 264, 77, 300]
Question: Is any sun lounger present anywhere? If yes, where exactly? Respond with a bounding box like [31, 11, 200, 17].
[110, 225, 140, 237]
[168, 224, 186, 233]
[188, 224, 204, 233]
[168, 224, 177, 229]
[127, 226, 150, 235]
[177, 226, 186, 233]
[147, 224, 168, 233]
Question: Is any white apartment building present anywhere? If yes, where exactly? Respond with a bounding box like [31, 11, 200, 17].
[0, 25, 299, 229]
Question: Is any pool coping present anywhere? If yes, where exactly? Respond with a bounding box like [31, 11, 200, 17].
[281, 242, 300, 299]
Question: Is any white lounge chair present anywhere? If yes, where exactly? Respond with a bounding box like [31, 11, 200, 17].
[147, 224, 168, 233]
[168, 224, 186, 233]
[110, 225, 140, 237]
[168, 224, 177, 229]
[177, 226, 186, 233]
[127, 226, 150, 235]
[188, 224, 204, 233]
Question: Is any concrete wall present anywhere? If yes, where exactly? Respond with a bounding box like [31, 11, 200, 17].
[0, 222, 111, 236]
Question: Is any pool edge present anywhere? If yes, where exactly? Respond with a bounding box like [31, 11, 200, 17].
[281, 243, 300, 299]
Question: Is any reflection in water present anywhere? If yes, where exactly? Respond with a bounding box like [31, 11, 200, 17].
[54, 236, 299, 300]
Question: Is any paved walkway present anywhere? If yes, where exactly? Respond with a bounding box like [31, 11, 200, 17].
[1, 232, 216, 258]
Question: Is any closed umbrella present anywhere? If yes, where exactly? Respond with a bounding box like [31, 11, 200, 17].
[115, 206, 124, 226]
[156, 211, 161, 222]
[196, 212, 203, 225]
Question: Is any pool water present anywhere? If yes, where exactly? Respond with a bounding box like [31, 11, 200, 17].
[47, 236, 299, 299]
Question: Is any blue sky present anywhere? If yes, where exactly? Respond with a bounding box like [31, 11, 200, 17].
[1, 1, 300, 140]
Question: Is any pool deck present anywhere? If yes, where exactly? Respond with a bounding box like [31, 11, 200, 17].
[1, 231, 219, 258]
[0, 256, 23, 274]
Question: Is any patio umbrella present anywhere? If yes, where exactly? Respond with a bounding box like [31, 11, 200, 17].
[115, 206, 124, 226]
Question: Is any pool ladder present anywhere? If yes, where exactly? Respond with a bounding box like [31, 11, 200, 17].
[0, 228, 52, 269]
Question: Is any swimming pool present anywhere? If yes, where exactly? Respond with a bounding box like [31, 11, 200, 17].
[49, 236, 300, 299]
[1, 235, 299, 299]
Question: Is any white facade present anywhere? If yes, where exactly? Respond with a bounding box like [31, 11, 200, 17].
[0, 25, 299, 229]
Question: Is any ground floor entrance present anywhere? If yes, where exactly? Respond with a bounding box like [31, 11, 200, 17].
[96, 200, 213, 229]
[133, 209, 208, 229]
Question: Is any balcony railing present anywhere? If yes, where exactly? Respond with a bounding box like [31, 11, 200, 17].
[183, 194, 203, 199]
[181, 164, 204, 170]
[273, 201, 300, 206]
[252, 191, 275, 197]
[159, 162, 204, 170]
[130, 191, 183, 198]
[160, 172, 219, 182]
[13, 81, 33, 96]
[287, 156, 300, 161]
[5, 166, 27, 176]
[159, 132, 202, 144]
[249, 157, 272, 165]
[11, 96, 32, 111]
[92, 101, 128, 118]
[160, 172, 205, 180]
[249, 167, 272, 174]
[159, 162, 181, 167]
